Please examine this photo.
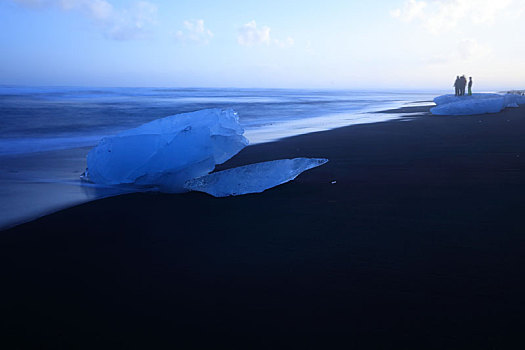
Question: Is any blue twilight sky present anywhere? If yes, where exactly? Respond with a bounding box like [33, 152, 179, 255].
[1, 0, 525, 90]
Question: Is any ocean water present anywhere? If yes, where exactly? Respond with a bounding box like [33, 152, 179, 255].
[0, 86, 437, 229]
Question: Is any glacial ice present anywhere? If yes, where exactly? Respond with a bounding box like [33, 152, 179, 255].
[84, 108, 249, 192]
[431, 93, 525, 116]
[184, 158, 329, 197]
[84, 109, 329, 196]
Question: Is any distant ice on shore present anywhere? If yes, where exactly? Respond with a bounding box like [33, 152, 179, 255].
[431, 93, 525, 116]
[83, 109, 327, 196]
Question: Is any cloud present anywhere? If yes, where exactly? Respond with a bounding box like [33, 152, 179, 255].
[237, 20, 271, 46]
[457, 38, 491, 61]
[237, 20, 294, 48]
[175, 19, 213, 44]
[274, 37, 294, 48]
[423, 38, 491, 66]
[10, 0, 158, 40]
[389, 0, 426, 22]
[60, 0, 113, 20]
[12, 0, 47, 7]
[391, 0, 516, 34]
[105, 1, 157, 40]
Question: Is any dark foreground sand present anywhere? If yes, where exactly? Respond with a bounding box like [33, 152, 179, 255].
[2, 107, 525, 349]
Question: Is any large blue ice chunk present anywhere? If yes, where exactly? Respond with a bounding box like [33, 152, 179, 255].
[184, 158, 329, 197]
[84, 109, 249, 192]
[431, 93, 525, 116]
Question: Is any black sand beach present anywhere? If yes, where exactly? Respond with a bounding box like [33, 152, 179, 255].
[2, 107, 525, 349]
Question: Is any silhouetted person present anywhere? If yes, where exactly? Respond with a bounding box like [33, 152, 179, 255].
[454, 76, 460, 96]
[460, 75, 467, 96]
[468, 77, 473, 96]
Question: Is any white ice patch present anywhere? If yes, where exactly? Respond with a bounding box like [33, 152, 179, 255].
[84, 108, 249, 193]
[184, 158, 328, 197]
[431, 93, 525, 116]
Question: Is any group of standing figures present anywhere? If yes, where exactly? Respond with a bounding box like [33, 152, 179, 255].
[454, 75, 473, 96]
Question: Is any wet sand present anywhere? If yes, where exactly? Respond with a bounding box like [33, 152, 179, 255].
[2, 106, 525, 349]
[0, 147, 124, 229]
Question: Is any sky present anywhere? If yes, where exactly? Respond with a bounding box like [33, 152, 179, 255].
[1, 0, 525, 90]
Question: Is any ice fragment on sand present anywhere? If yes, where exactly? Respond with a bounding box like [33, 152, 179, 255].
[84, 109, 248, 192]
[184, 158, 329, 197]
[431, 93, 525, 116]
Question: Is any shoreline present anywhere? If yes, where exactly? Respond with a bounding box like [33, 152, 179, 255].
[0, 146, 120, 230]
[0, 104, 427, 231]
[2, 105, 525, 348]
